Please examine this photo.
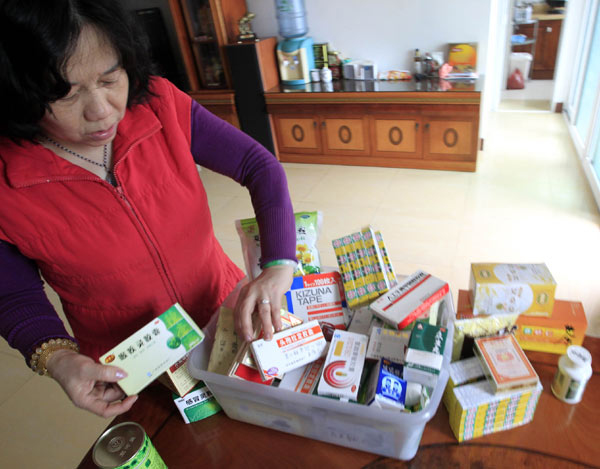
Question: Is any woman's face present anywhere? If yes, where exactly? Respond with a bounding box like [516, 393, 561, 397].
[39, 26, 129, 151]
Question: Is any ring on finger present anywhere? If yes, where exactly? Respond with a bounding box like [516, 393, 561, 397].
[260, 298, 270, 305]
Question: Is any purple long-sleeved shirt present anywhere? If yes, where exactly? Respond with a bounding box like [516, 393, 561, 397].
[0, 100, 295, 363]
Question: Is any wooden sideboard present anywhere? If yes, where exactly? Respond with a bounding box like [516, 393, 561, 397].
[265, 79, 481, 172]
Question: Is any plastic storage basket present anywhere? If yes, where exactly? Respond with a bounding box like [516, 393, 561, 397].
[188, 312, 454, 460]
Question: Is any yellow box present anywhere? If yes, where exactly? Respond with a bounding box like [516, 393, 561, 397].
[514, 299, 587, 354]
[448, 379, 542, 442]
[458, 290, 588, 355]
[469, 263, 556, 317]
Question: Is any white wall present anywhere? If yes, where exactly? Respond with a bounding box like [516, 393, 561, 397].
[247, 0, 492, 74]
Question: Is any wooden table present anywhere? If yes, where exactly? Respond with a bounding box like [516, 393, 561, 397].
[78, 337, 600, 468]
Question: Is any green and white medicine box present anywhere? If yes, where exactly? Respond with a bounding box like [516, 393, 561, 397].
[404, 322, 448, 388]
[173, 381, 221, 424]
[100, 303, 205, 396]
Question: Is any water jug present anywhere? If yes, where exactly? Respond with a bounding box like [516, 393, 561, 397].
[275, 0, 308, 38]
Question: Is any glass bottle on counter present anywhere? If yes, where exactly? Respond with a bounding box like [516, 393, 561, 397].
[413, 48, 423, 76]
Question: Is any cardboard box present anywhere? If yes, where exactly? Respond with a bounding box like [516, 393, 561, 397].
[458, 289, 588, 355]
[514, 300, 588, 354]
[228, 310, 303, 383]
[442, 357, 485, 412]
[404, 322, 448, 388]
[365, 358, 407, 410]
[172, 381, 221, 424]
[99, 303, 204, 396]
[474, 335, 539, 393]
[157, 352, 199, 397]
[251, 320, 327, 381]
[366, 328, 410, 362]
[448, 380, 543, 442]
[317, 330, 368, 401]
[369, 270, 453, 330]
[331, 227, 396, 308]
[469, 263, 556, 317]
[277, 356, 326, 394]
[207, 306, 239, 375]
[284, 271, 351, 331]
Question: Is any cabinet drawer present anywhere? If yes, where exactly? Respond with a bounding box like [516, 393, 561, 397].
[276, 117, 321, 152]
[371, 118, 421, 158]
[424, 120, 475, 159]
[322, 118, 369, 154]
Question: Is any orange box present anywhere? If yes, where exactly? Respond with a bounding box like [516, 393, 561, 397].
[457, 290, 587, 355]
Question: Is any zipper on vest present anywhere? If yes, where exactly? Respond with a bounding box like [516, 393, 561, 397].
[113, 178, 181, 306]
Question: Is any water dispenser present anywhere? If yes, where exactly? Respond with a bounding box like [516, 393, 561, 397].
[275, 0, 315, 85]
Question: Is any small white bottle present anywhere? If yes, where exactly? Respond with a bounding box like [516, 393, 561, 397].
[320, 66, 332, 83]
[551, 345, 593, 404]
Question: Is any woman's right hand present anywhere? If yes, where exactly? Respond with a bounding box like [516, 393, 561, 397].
[46, 349, 138, 418]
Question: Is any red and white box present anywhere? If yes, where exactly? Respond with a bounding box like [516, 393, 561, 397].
[277, 356, 326, 394]
[369, 270, 453, 330]
[251, 320, 327, 381]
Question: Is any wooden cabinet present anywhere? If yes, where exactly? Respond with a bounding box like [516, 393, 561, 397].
[267, 91, 480, 172]
[175, 0, 246, 90]
[533, 19, 562, 79]
[513, 18, 562, 79]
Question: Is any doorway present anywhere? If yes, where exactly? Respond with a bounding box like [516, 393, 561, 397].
[499, 0, 566, 112]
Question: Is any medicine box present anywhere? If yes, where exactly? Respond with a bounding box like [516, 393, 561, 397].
[469, 263, 556, 317]
[100, 303, 204, 396]
[157, 351, 199, 397]
[251, 320, 327, 381]
[369, 270, 453, 330]
[365, 358, 407, 410]
[366, 327, 410, 362]
[188, 309, 455, 461]
[284, 271, 351, 330]
[442, 356, 485, 411]
[514, 299, 588, 354]
[447, 379, 543, 442]
[172, 381, 221, 424]
[458, 289, 587, 355]
[473, 334, 539, 393]
[404, 322, 448, 388]
[317, 330, 368, 401]
[277, 356, 326, 394]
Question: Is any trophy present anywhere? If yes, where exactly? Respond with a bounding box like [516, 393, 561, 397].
[237, 12, 257, 43]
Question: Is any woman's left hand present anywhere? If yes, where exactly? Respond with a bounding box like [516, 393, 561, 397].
[233, 263, 294, 342]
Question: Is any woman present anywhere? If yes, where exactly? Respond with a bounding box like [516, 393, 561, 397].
[0, 0, 296, 417]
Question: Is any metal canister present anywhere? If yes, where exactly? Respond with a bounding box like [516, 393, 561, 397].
[92, 422, 167, 469]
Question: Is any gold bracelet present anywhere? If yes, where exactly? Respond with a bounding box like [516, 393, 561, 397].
[29, 338, 79, 376]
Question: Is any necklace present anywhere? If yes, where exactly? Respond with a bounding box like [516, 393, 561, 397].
[43, 136, 115, 183]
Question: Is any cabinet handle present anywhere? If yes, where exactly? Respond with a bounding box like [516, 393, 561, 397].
[425, 123, 430, 130]
[321, 121, 326, 128]
[313, 121, 317, 128]
[415, 122, 419, 130]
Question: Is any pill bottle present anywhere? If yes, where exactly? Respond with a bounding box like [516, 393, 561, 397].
[551, 345, 592, 404]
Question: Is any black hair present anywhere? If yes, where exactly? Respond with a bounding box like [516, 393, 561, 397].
[0, 0, 156, 142]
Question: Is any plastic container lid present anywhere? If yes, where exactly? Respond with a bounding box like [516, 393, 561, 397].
[566, 345, 592, 368]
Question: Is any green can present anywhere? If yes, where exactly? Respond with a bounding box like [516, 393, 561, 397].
[92, 421, 167, 469]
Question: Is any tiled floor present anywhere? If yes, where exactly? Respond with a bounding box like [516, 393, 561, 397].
[1, 110, 599, 468]
[499, 79, 554, 112]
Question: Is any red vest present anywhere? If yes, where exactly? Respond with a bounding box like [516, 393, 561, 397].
[0, 78, 243, 360]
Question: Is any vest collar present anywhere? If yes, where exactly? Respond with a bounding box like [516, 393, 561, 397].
[2, 103, 161, 188]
